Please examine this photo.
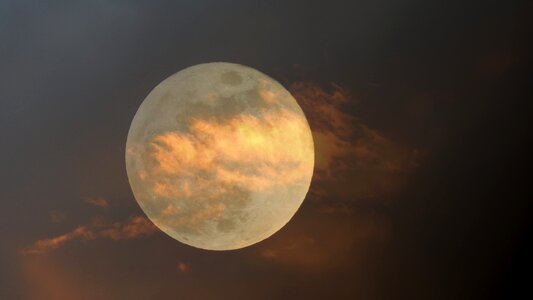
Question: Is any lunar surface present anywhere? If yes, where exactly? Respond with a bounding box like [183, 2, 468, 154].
[125, 62, 314, 250]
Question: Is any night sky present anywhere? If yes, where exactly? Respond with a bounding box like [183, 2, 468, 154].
[1, 1, 531, 299]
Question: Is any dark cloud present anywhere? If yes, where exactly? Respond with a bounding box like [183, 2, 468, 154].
[291, 82, 420, 201]
[256, 210, 391, 271]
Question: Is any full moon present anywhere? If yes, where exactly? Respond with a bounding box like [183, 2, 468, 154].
[125, 62, 314, 250]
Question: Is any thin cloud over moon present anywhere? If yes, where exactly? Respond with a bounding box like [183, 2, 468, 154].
[126, 63, 315, 250]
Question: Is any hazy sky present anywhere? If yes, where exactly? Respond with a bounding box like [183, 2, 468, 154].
[0, 1, 531, 299]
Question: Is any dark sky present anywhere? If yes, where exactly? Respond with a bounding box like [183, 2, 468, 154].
[0, 1, 531, 299]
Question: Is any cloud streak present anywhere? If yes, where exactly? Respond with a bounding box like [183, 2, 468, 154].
[84, 197, 110, 208]
[146, 108, 312, 195]
[20, 215, 156, 255]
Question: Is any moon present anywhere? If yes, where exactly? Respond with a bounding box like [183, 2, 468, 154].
[125, 62, 314, 250]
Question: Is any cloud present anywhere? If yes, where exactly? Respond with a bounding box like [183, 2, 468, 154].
[127, 105, 314, 240]
[48, 210, 66, 223]
[250, 82, 417, 271]
[84, 197, 110, 208]
[146, 108, 313, 192]
[256, 211, 391, 270]
[19, 215, 156, 255]
[289, 82, 420, 200]
[98, 215, 157, 241]
[176, 261, 190, 273]
[19, 226, 94, 255]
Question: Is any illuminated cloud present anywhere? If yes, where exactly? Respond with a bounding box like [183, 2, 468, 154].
[253, 82, 417, 270]
[20, 215, 156, 255]
[98, 215, 157, 241]
[257, 212, 391, 270]
[146, 108, 312, 191]
[26, 81, 416, 256]
[176, 261, 190, 273]
[19, 226, 94, 255]
[289, 82, 420, 200]
[128, 106, 314, 239]
[84, 197, 110, 208]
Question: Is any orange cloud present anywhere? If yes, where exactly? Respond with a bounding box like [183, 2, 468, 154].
[289, 82, 420, 200]
[147, 108, 313, 191]
[20, 215, 156, 255]
[256, 211, 391, 270]
[19, 226, 94, 255]
[84, 197, 110, 208]
[176, 261, 190, 273]
[98, 215, 157, 241]
[128, 106, 314, 236]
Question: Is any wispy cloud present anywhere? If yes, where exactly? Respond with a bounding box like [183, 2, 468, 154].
[253, 82, 416, 270]
[25, 82, 417, 256]
[20, 215, 156, 255]
[126, 100, 314, 247]
[290, 82, 420, 200]
[146, 108, 312, 194]
[176, 261, 190, 273]
[84, 197, 110, 208]
[257, 211, 391, 270]
[48, 210, 66, 223]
